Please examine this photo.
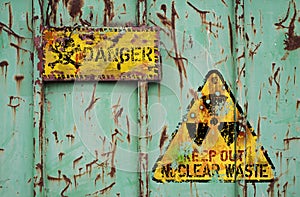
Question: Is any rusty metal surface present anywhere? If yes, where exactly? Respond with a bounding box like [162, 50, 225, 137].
[147, 0, 300, 196]
[1, 0, 300, 197]
[0, 0, 34, 196]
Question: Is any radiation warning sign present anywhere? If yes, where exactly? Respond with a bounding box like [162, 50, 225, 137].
[42, 27, 160, 81]
[152, 70, 275, 182]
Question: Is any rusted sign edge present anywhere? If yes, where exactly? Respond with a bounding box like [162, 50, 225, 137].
[41, 26, 161, 82]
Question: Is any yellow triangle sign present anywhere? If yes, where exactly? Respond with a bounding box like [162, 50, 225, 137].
[152, 70, 275, 182]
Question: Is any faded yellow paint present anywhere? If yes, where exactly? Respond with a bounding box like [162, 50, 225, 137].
[153, 70, 274, 182]
[42, 27, 160, 81]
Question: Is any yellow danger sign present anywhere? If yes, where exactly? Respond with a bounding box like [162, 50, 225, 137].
[42, 27, 160, 81]
[152, 70, 275, 182]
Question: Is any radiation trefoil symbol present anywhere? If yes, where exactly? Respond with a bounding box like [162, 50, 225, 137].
[152, 70, 275, 182]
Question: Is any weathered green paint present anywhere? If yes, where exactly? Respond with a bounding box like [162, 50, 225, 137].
[1, 0, 300, 197]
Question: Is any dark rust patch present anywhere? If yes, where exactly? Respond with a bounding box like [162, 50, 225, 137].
[14, 75, 24, 91]
[0, 60, 9, 78]
[58, 152, 65, 161]
[66, 134, 75, 143]
[67, 0, 84, 19]
[296, 100, 300, 110]
[52, 131, 59, 143]
[275, 1, 300, 51]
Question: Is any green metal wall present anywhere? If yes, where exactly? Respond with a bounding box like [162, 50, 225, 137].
[0, 0, 300, 196]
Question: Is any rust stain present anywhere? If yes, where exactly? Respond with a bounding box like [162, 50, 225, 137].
[61, 175, 72, 197]
[155, 1, 188, 91]
[126, 115, 131, 143]
[113, 107, 123, 126]
[73, 155, 83, 169]
[67, 0, 84, 19]
[251, 16, 256, 35]
[159, 125, 168, 154]
[63, 0, 69, 7]
[52, 131, 59, 143]
[0, 60, 9, 79]
[275, 1, 300, 51]
[47, 175, 63, 181]
[221, 0, 228, 7]
[26, 12, 33, 33]
[94, 173, 101, 186]
[228, 16, 233, 55]
[47, 100, 51, 112]
[121, 3, 126, 14]
[86, 182, 115, 196]
[257, 115, 261, 139]
[66, 134, 75, 141]
[294, 67, 297, 85]
[7, 96, 24, 109]
[284, 137, 300, 150]
[296, 100, 300, 110]
[10, 39, 25, 64]
[6, 2, 13, 29]
[249, 42, 262, 60]
[187, 2, 210, 25]
[108, 140, 117, 177]
[84, 83, 100, 118]
[14, 75, 24, 92]
[46, 0, 60, 25]
[103, 0, 115, 26]
[58, 152, 65, 161]
[86, 159, 98, 175]
[189, 88, 199, 100]
[137, 0, 147, 25]
[213, 56, 228, 67]
[0, 21, 25, 39]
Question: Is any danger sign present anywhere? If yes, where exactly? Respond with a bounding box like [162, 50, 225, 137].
[42, 27, 160, 81]
[152, 70, 275, 182]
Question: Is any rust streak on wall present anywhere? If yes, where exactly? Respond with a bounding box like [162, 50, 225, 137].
[26, 12, 33, 33]
[103, 0, 115, 26]
[86, 182, 116, 196]
[14, 75, 24, 93]
[73, 155, 83, 169]
[159, 125, 168, 154]
[6, 2, 13, 29]
[52, 131, 59, 143]
[0, 60, 9, 79]
[126, 115, 131, 143]
[84, 83, 100, 118]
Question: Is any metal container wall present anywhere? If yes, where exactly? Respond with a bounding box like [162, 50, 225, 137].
[0, 0, 299, 196]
